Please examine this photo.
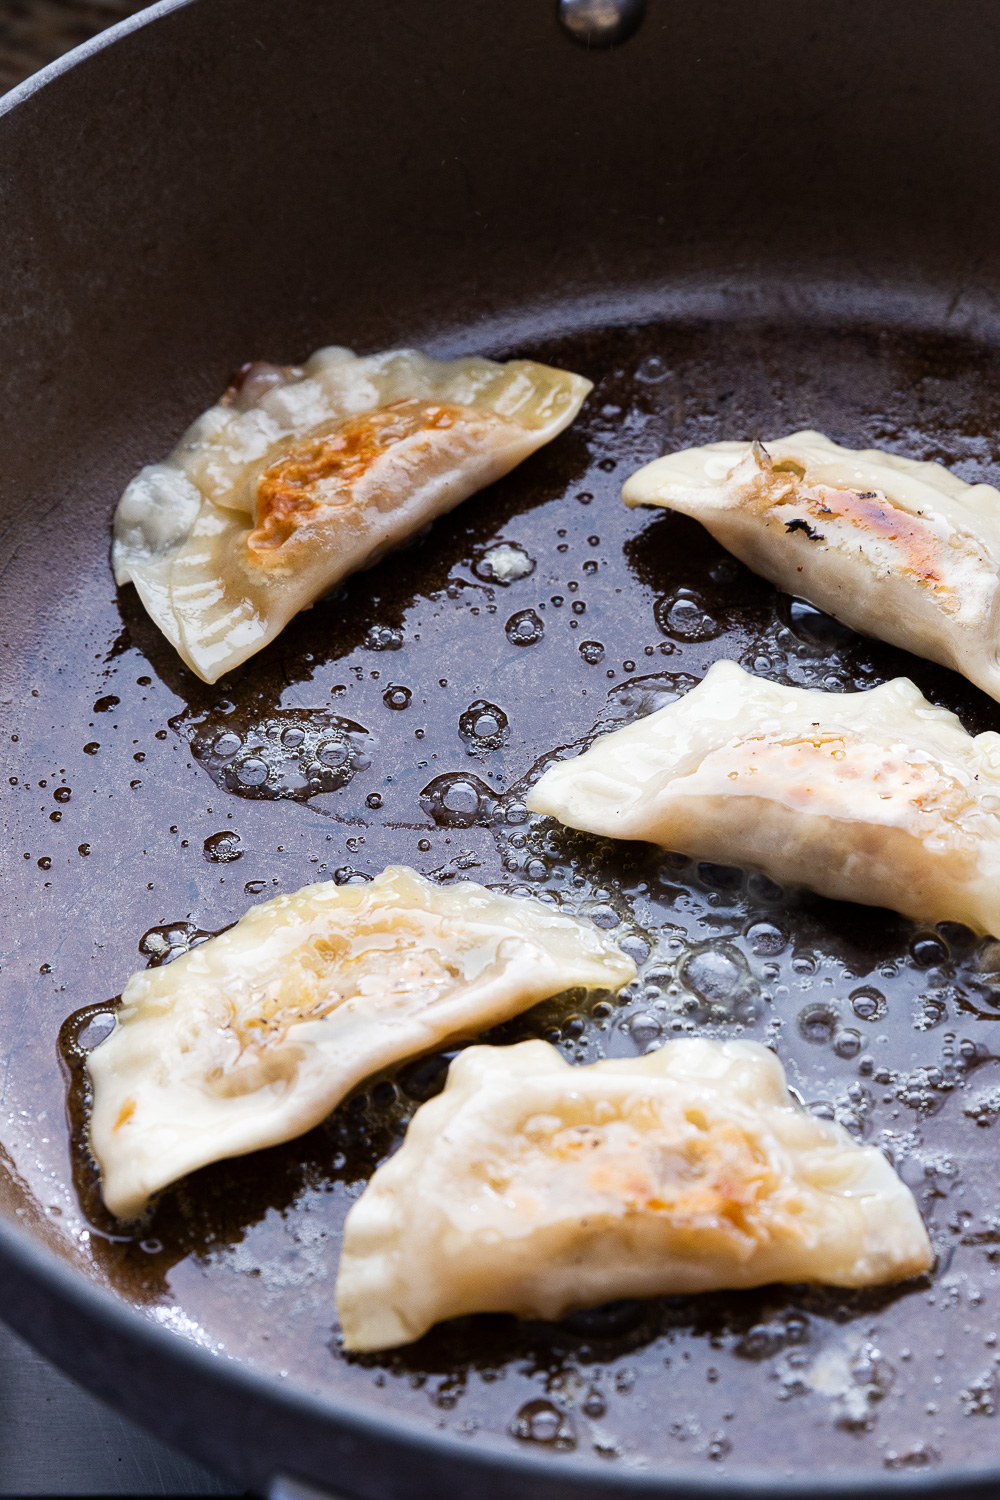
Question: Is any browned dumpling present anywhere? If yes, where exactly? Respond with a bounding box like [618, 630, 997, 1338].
[113, 347, 591, 682]
[337, 1038, 932, 1351]
[623, 430, 1000, 702]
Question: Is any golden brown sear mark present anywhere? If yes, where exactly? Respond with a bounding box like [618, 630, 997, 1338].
[780, 485, 950, 592]
[248, 399, 473, 553]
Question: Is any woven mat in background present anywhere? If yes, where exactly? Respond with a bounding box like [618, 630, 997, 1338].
[0, 0, 147, 92]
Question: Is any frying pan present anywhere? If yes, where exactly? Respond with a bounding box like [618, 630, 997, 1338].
[6, 1, 1000, 1496]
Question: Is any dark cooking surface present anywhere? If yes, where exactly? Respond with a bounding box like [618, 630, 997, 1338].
[8, 317, 1000, 1479]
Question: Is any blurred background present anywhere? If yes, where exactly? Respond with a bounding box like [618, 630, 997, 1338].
[0, 0, 143, 89]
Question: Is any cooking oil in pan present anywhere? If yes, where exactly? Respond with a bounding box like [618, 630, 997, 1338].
[9, 317, 1000, 1475]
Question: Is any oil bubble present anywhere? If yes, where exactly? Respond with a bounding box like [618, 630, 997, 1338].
[473, 543, 535, 585]
[459, 700, 509, 753]
[635, 354, 670, 383]
[510, 1399, 576, 1451]
[797, 1002, 839, 1045]
[655, 590, 720, 642]
[318, 740, 349, 767]
[851, 986, 887, 1022]
[680, 944, 759, 1023]
[505, 609, 544, 647]
[579, 640, 605, 665]
[83, 742, 100, 755]
[235, 757, 269, 788]
[213, 732, 242, 759]
[93, 695, 120, 713]
[280, 726, 305, 749]
[627, 1013, 662, 1045]
[784, 596, 856, 650]
[746, 920, 788, 956]
[203, 831, 243, 863]
[911, 933, 948, 968]
[420, 773, 497, 828]
[78, 844, 90, 856]
[833, 1027, 863, 1058]
[383, 686, 412, 711]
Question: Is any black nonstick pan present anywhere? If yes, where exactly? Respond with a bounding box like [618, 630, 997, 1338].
[8, 2, 1000, 1496]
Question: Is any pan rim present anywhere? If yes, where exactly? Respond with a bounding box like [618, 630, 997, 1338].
[2, 3, 1000, 1495]
[0, 1213, 996, 1500]
[0, 0, 195, 120]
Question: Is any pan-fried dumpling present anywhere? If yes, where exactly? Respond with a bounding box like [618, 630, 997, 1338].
[527, 659, 1000, 934]
[113, 347, 592, 683]
[623, 430, 1000, 702]
[336, 1037, 932, 1351]
[88, 866, 634, 1218]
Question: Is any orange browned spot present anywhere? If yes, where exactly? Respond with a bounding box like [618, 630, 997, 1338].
[248, 399, 474, 553]
[787, 484, 949, 592]
[113, 1098, 136, 1131]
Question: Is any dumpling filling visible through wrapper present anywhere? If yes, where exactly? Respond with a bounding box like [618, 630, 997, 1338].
[87, 866, 635, 1218]
[527, 659, 1000, 936]
[336, 1038, 932, 1351]
[623, 429, 1000, 703]
[113, 346, 592, 683]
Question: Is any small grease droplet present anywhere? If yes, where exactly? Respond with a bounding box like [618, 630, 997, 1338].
[459, 699, 509, 753]
[579, 640, 605, 665]
[203, 831, 243, 863]
[655, 590, 720, 642]
[78, 844, 91, 856]
[383, 686, 412, 711]
[83, 742, 100, 755]
[510, 1399, 575, 1451]
[93, 695, 119, 713]
[636, 354, 670, 382]
[505, 609, 544, 647]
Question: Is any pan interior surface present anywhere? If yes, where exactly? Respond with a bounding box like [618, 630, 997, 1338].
[6, 307, 1000, 1481]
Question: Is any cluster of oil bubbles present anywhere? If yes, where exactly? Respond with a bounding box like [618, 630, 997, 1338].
[742, 596, 865, 691]
[173, 705, 374, 803]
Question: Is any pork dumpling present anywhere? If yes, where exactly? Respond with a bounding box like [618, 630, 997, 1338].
[527, 659, 1000, 934]
[87, 866, 634, 1218]
[623, 430, 1000, 702]
[336, 1037, 932, 1351]
[113, 347, 592, 683]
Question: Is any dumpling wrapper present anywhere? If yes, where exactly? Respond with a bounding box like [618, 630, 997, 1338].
[336, 1037, 932, 1351]
[527, 659, 1000, 934]
[113, 347, 592, 683]
[623, 429, 1000, 702]
[88, 866, 634, 1218]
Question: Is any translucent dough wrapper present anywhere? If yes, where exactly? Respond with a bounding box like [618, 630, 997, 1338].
[88, 867, 635, 1218]
[623, 430, 1000, 702]
[336, 1038, 932, 1351]
[527, 659, 1000, 934]
[113, 347, 592, 682]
